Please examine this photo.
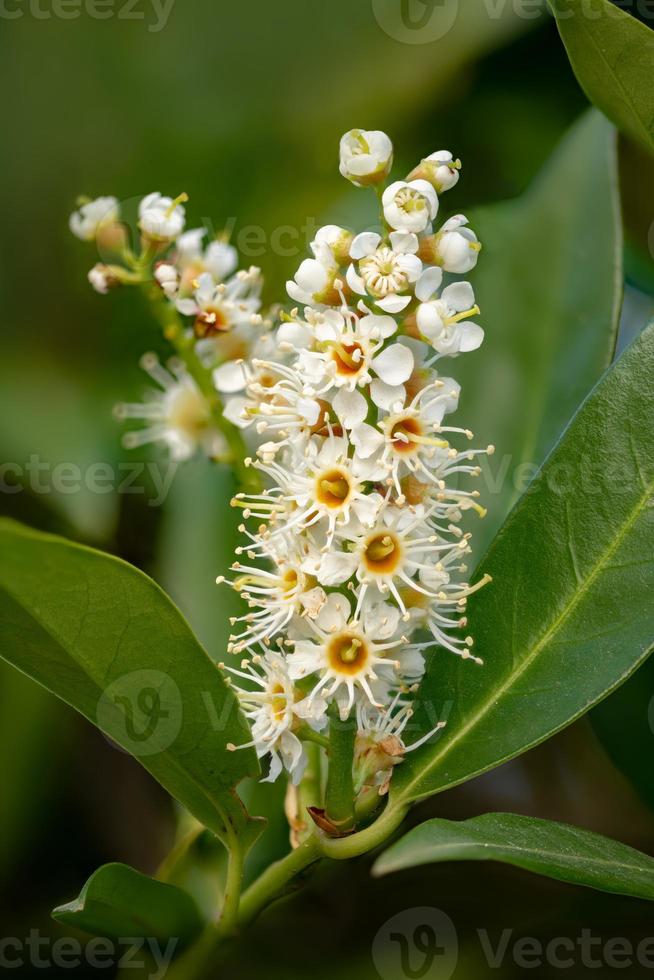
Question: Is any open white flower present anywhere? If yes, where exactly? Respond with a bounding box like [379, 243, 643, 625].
[382, 180, 438, 234]
[415, 270, 484, 355]
[347, 231, 422, 313]
[69, 196, 119, 241]
[115, 353, 225, 461]
[176, 269, 262, 338]
[419, 215, 481, 274]
[139, 192, 187, 242]
[339, 129, 393, 187]
[175, 228, 238, 285]
[225, 654, 326, 784]
[287, 593, 406, 718]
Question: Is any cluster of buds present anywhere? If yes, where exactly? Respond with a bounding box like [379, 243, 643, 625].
[218, 130, 493, 795]
[69, 191, 266, 461]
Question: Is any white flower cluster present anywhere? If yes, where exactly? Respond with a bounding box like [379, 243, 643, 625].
[70, 191, 266, 461]
[220, 129, 493, 790]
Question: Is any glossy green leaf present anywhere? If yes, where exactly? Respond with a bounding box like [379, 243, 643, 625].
[52, 863, 204, 944]
[550, 0, 654, 155]
[0, 520, 262, 848]
[374, 813, 654, 901]
[457, 109, 622, 558]
[390, 322, 654, 808]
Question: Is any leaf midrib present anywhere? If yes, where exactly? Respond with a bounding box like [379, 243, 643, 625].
[395, 472, 654, 805]
[399, 839, 650, 875]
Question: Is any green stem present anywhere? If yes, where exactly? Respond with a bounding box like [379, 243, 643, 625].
[324, 705, 357, 833]
[238, 835, 323, 928]
[218, 841, 244, 938]
[237, 800, 408, 928]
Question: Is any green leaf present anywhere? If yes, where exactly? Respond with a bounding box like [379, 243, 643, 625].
[457, 109, 622, 558]
[0, 519, 262, 848]
[373, 813, 654, 902]
[550, 0, 654, 155]
[52, 863, 204, 945]
[391, 321, 654, 809]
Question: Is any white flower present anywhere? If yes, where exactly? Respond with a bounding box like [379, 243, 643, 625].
[382, 180, 438, 234]
[225, 654, 326, 784]
[176, 228, 238, 283]
[420, 215, 481, 274]
[311, 225, 354, 265]
[139, 192, 187, 241]
[176, 269, 262, 338]
[339, 129, 393, 187]
[347, 231, 422, 313]
[69, 196, 119, 241]
[115, 353, 224, 461]
[221, 531, 327, 655]
[287, 593, 406, 718]
[415, 272, 484, 355]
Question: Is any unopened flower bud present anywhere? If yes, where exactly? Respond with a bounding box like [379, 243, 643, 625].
[69, 196, 119, 241]
[139, 192, 187, 242]
[339, 129, 393, 187]
[408, 151, 461, 193]
[87, 263, 119, 294]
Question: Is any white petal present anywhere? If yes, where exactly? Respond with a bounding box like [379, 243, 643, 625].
[213, 361, 247, 393]
[441, 281, 475, 312]
[295, 258, 328, 293]
[376, 293, 411, 314]
[416, 303, 444, 339]
[370, 380, 406, 411]
[350, 423, 384, 459]
[359, 313, 397, 339]
[372, 343, 414, 385]
[317, 551, 358, 587]
[457, 321, 485, 352]
[389, 231, 419, 254]
[277, 321, 313, 349]
[317, 592, 351, 631]
[415, 266, 443, 303]
[333, 387, 368, 428]
[350, 231, 381, 260]
[176, 298, 199, 316]
[222, 396, 251, 428]
[346, 263, 366, 296]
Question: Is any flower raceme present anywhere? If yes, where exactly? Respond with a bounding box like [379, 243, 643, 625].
[70, 129, 493, 819]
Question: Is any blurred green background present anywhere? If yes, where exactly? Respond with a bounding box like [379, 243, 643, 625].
[2, 0, 654, 977]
